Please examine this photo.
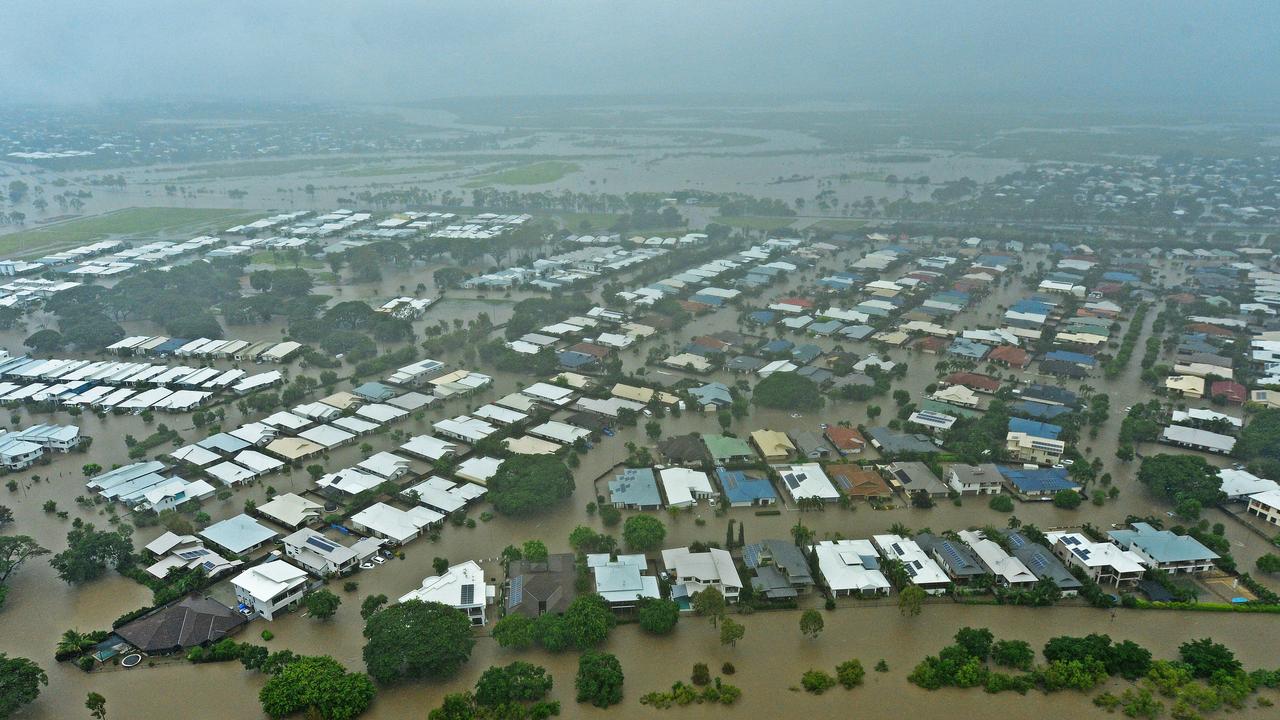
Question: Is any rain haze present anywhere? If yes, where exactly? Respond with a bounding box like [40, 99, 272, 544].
[2, 4, 1280, 720]
[1, 1, 1278, 107]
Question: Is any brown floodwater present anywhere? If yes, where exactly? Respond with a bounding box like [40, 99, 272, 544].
[2, 245, 1276, 719]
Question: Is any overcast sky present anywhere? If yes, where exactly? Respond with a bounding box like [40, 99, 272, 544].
[2, 1, 1276, 108]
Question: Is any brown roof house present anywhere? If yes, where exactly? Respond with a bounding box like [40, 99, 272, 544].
[115, 595, 247, 655]
[659, 433, 708, 465]
[825, 465, 892, 500]
[506, 553, 578, 618]
[823, 426, 866, 455]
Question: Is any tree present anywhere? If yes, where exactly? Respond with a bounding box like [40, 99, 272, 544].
[692, 587, 726, 627]
[898, 585, 926, 617]
[576, 651, 624, 708]
[719, 617, 745, 647]
[1255, 553, 1280, 574]
[50, 523, 133, 584]
[487, 456, 574, 517]
[752, 373, 823, 411]
[359, 594, 387, 621]
[988, 494, 1014, 512]
[492, 614, 536, 649]
[531, 612, 570, 652]
[991, 640, 1034, 671]
[563, 594, 615, 650]
[474, 662, 552, 707]
[1178, 638, 1240, 678]
[799, 609, 824, 639]
[259, 655, 375, 720]
[362, 600, 474, 684]
[85, 692, 107, 720]
[1136, 454, 1225, 507]
[304, 589, 341, 620]
[636, 597, 679, 635]
[0, 535, 49, 586]
[0, 506, 10, 526]
[645, 420, 661, 439]
[622, 515, 666, 551]
[521, 540, 548, 565]
[24, 329, 64, 353]
[0, 654, 47, 719]
[836, 659, 865, 688]
[1052, 489, 1082, 509]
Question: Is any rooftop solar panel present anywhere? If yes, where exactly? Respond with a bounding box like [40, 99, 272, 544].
[460, 583, 475, 605]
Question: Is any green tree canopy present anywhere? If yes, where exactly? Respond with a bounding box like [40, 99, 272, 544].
[563, 594, 616, 650]
[576, 651, 624, 708]
[752, 373, 823, 411]
[691, 586, 726, 626]
[362, 600, 475, 684]
[636, 597, 680, 635]
[258, 655, 375, 720]
[0, 654, 48, 720]
[492, 614, 536, 650]
[50, 523, 133, 584]
[1136, 454, 1225, 507]
[799, 609, 824, 639]
[304, 589, 341, 620]
[474, 662, 553, 707]
[488, 456, 574, 517]
[622, 515, 666, 551]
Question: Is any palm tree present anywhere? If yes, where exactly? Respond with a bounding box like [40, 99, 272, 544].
[57, 629, 90, 657]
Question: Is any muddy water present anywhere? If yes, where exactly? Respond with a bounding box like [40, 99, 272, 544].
[3, 246, 1277, 719]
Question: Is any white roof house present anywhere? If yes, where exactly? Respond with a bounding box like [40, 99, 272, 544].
[315, 468, 386, 495]
[528, 420, 591, 445]
[774, 463, 840, 503]
[957, 530, 1038, 588]
[350, 502, 442, 545]
[1218, 469, 1280, 500]
[355, 403, 408, 424]
[168, 444, 221, 467]
[520, 382, 577, 406]
[812, 540, 891, 595]
[399, 435, 458, 462]
[1045, 531, 1146, 586]
[297, 424, 356, 449]
[398, 560, 493, 625]
[455, 456, 503, 485]
[871, 534, 950, 593]
[433, 416, 498, 443]
[256, 493, 323, 529]
[357, 452, 411, 479]
[205, 462, 257, 487]
[660, 547, 743, 603]
[282, 528, 362, 577]
[231, 560, 308, 620]
[200, 514, 279, 555]
[657, 467, 715, 508]
[235, 450, 284, 475]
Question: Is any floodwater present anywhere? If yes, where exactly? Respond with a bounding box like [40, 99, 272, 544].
[1, 241, 1277, 719]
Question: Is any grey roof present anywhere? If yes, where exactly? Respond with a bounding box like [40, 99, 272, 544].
[888, 461, 950, 496]
[743, 539, 813, 586]
[608, 468, 662, 507]
[864, 426, 938, 455]
[1006, 532, 1082, 591]
[199, 514, 278, 555]
[1107, 523, 1220, 563]
[916, 533, 986, 579]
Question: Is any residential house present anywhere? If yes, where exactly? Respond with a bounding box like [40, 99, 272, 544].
[658, 433, 707, 465]
[872, 534, 951, 594]
[750, 429, 795, 462]
[702, 434, 755, 464]
[997, 465, 1080, 499]
[282, 528, 365, 577]
[790, 430, 831, 459]
[231, 560, 309, 620]
[1006, 531, 1081, 596]
[658, 467, 715, 508]
[915, 533, 987, 585]
[811, 540, 891, 596]
[1046, 531, 1144, 586]
[957, 530, 1038, 588]
[715, 467, 778, 507]
[1006, 431, 1065, 465]
[886, 461, 951, 497]
[1159, 425, 1235, 455]
[947, 463, 1003, 495]
[743, 539, 814, 599]
[349, 502, 442, 545]
[1107, 523, 1218, 574]
[823, 425, 865, 455]
[774, 463, 841, 503]
[256, 493, 323, 530]
[1247, 490, 1280, 525]
[589, 553, 660, 609]
[608, 468, 663, 510]
[115, 596, 247, 654]
[825, 465, 893, 500]
[661, 547, 743, 605]
[200, 514, 278, 556]
[507, 553, 577, 618]
[400, 560, 493, 626]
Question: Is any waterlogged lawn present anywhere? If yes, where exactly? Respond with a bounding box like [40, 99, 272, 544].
[463, 160, 580, 187]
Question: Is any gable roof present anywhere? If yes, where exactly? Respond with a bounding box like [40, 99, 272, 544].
[115, 595, 246, 653]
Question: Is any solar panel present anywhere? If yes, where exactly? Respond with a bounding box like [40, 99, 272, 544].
[306, 536, 339, 553]
[508, 576, 523, 606]
[1008, 534, 1026, 548]
[784, 474, 801, 489]
[891, 542, 904, 555]
[460, 584, 475, 605]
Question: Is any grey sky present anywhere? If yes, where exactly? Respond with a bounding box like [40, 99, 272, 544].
[2, 1, 1276, 107]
